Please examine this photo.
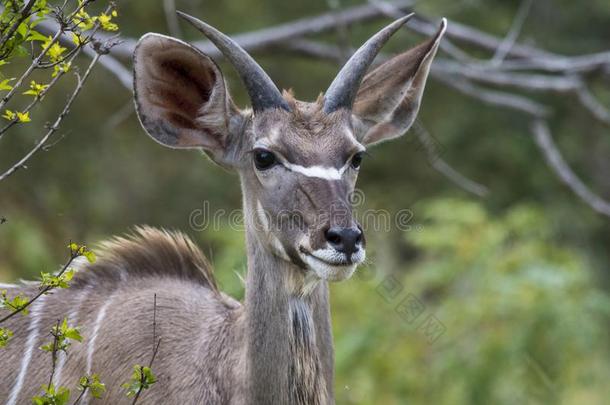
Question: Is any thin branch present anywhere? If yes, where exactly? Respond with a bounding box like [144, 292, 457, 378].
[432, 72, 550, 117]
[163, 0, 182, 38]
[412, 120, 489, 197]
[575, 86, 610, 127]
[0, 249, 79, 324]
[71, 389, 87, 405]
[368, 0, 473, 63]
[83, 45, 131, 89]
[435, 60, 582, 93]
[0, 36, 99, 139]
[106, 0, 417, 59]
[490, 0, 533, 65]
[0, 0, 37, 55]
[276, 39, 551, 117]
[35, 18, 132, 90]
[0, 28, 64, 110]
[47, 319, 61, 389]
[0, 52, 102, 182]
[104, 100, 134, 131]
[531, 120, 610, 217]
[0, 0, 94, 111]
[326, 0, 353, 62]
[151, 293, 157, 357]
[130, 294, 161, 405]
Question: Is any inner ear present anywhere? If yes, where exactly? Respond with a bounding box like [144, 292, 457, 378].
[134, 34, 232, 151]
[145, 47, 216, 130]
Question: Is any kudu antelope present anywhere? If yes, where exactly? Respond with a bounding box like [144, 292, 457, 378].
[0, 12, 446, 404]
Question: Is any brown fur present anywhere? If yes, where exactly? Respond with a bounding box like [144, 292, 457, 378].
[0, 228, 242, 404]
[71, 226, 220, 292]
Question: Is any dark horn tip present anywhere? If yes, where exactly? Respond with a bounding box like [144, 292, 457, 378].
[176, 10, 194, 22]
[438, 17, 448, 37]
[323, 14, 414, 113]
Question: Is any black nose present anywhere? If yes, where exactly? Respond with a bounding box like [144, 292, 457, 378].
[325, 226, 363, 256]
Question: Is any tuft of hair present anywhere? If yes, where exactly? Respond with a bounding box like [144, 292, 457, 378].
[71, 226, 218, 292]
[282, 89, 330, 130]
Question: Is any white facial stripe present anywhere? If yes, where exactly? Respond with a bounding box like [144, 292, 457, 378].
[283, 161, 347, 180]
[254, 136, 364, 180]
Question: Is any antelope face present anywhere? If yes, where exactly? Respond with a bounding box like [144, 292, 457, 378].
[133, 13, 446, 282]
[245, 106, 366, 281]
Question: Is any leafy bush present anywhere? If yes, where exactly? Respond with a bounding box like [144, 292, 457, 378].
[332, 198, 610, 405]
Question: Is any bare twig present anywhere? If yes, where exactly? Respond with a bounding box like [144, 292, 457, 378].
[105, 0, 417, 59]
[434, 60, 582, 93]
[47, 319, 61, 389]
[326, 0, 352, 61]
[531, 120, 610, 217]
[432, 72, 550, 117]
[575, 86, 610, 127]
[163, 0, 181, 38]
[151, 293, 157, 355]
[11, 2, 609, 218]
[0, 35, 102, 139]
[412, 120, 489, 197]
[490, 0, 533, 65]
[276, 39, 551, 117]
[83, 45, 131, 89]
[130, 294, 161, 405]
[0, 0, 94, 111]
[104, 100, 134, 131]
[0, 0, 37, 55]
[34, 18, 132, 90]
[0, 249, 79, 324]
[368, 0, 473, 63]
[0, 53, 102, 182]
[71, 389, 87, 405]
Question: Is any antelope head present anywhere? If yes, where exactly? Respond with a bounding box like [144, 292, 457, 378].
[133, 12, 446, 284]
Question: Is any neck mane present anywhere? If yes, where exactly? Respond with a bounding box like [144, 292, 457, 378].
[242, 226, 334, 404]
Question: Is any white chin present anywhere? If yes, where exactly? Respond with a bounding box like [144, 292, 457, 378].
[302, 249, 365, 282]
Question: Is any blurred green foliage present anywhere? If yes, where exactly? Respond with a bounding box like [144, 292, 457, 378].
[332, 199, 610, 404]
[1, 0, 609, 403]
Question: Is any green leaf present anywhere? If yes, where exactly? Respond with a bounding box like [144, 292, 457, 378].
[32, 383, 70, 405]
[83, 251, 96, 263]
[26, 29, 47, 42]
[16, 22, 27, 38]
[79, 374, 106, 398]
[122, 365, 157, 397]
[1, 291, 30, 315]
[0, 78, 14, 91]
[0, 327, 13, 348]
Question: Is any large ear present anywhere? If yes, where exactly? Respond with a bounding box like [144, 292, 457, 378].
[352, 19, 446, 146]
[133, 33, 241, 161]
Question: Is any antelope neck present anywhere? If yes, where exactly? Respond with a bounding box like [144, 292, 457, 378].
[242, 226, 334, 404]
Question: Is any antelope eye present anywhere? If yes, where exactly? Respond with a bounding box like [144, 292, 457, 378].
[253, 149, 277, 170]
[350, 152, 364, 169]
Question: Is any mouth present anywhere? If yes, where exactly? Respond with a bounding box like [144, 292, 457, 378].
[299, 247, 365, 281]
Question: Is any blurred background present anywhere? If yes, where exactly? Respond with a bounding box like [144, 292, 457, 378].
[1, 0, 609, 403]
